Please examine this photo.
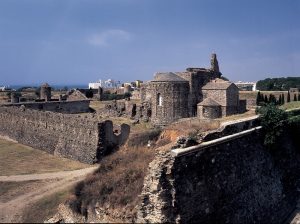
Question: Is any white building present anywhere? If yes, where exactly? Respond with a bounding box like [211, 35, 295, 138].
[88, 79, 121, 89]
[88, 80, 103, 89]
[0, 86, 10, 91]
[234, 81, 256, 91]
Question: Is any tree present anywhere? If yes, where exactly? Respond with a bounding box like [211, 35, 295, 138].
[256, 77, 300, 91]
[269, 94, 277, 104]
[287, 91, 291, 102]
[257, 104, 287, 148]
[294, 94, 297, 101]
[298, 93, 300, 101]
[264, 95, 268, 103]
[85, 89, 94, 98]
[278, 95, 282, 105]
[256, 91, 261, 105]
[282, 93, 285, 105]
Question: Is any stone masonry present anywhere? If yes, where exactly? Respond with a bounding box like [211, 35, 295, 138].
[0, 106, 130, 164]
[137, 128, 300, 223]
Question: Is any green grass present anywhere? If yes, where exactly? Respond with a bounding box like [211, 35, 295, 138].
[22, 187, 72, 223]
[280, 101, 300, 110]
[0, 139, 89, 176]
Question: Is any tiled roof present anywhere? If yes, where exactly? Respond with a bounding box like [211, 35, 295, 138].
[152, 72, 188, 82]
[198, 98, 221, 106]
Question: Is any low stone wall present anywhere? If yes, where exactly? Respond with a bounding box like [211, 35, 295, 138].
[137, 127, 300, 223]
[0, 106, 130, 164]
[1, 100, 91, 114]
[202, 116, 260, 141]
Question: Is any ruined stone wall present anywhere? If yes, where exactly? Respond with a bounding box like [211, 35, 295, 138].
[1, 100, 91, 114]
[0, 106, 130, 164]
[137, 129, 300, 223]
[149, 81, 189, 126]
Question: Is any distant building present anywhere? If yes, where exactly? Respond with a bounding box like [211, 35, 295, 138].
[0, 86, 10, 91]
[289, 88, 299, 93]
[88, 79, 121, 89]
[89, 80, 103, 89]
[234, 81, 256, 91]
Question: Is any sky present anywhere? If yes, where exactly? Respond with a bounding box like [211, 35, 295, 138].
[0, 0, 300, 86]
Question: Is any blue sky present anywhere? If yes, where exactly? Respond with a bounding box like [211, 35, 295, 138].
[0, 0, 299, 86]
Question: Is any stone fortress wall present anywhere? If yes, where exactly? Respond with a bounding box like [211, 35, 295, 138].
[0, 106, 130, 164]
[137, 123, 300, 223]
[2, 100, 91, 114]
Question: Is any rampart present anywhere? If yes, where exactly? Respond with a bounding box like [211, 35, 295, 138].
[1, 100, 91, 114]
[137, 125, 300, 223]
[0, 106, 130, 164]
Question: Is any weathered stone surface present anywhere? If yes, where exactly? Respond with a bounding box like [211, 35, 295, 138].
[149, 76, 189, 126]
[0, 106, 130, 164]
[40, 83, 51, 101]
[66, 89, 88, 101]
[2, 100, 91, 114]
[137, 130, 300, 223]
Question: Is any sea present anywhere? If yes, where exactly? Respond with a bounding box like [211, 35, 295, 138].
[8, 84, 88, 90]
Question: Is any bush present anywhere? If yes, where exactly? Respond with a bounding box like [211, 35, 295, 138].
[287, 115, 300, 151]
[257, 103, 287, 148]
[85, 89, 94, 98]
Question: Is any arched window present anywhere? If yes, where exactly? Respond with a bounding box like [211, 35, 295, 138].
[157, 93, 163, 106]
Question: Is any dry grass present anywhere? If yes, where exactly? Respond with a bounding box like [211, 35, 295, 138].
[0, 139, 89, 176]
[217, 109, 257, 122]
[68, 146, 156, 220]
[89, 100, 107, 110]
[240, 90, 298, 102]
[280, 101, 300, 110]
[22, 187, 72, 223]
[0, 180, 50, 203]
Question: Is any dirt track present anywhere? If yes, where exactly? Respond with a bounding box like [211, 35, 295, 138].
[0, 166, 98, 223]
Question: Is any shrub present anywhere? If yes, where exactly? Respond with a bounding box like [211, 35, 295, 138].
[257, 103, 287, 148]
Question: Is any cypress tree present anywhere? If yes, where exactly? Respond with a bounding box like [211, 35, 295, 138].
[287, 91, 291, 102]
[294, 94, 297, 101]
[278, 95, 282, 105]
[256, 91, 261, 105]
[282, 93, 285, 105]
[264, 95, 268, 103]
[269, 94, 276, 104]
[298, 93, 300, 101]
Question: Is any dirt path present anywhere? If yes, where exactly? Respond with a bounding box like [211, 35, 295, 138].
[0, 166, 98, 223]
[0, 166, 97, 182]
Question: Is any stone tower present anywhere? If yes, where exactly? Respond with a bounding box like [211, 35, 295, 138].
[124, 84, 131, 94]
[11, 92, 20, 103]
[149, 72, 189, 126]
[40, 83, 51, 101]
[210, 53, 219, 73]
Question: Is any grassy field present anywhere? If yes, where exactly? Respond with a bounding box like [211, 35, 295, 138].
[280, 101, 300, 110]
[0, 139, 89, 176]
[22, 187, 72, 223]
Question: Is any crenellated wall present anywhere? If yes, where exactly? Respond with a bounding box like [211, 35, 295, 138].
[0, 106, 130, 164]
